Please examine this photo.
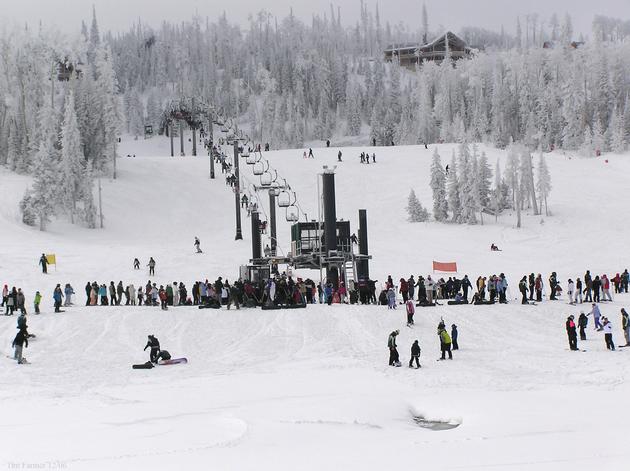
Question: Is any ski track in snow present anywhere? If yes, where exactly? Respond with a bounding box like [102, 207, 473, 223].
[1, 137, 629, 470]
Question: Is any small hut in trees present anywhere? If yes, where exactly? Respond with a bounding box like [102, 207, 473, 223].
[384, 31, 472, 67]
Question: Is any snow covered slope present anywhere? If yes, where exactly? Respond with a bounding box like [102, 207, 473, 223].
[0, 136, 628, 470]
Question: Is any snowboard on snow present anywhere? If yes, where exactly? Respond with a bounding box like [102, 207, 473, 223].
[132, 361, 154, 369]
[158, 357, 188, 365]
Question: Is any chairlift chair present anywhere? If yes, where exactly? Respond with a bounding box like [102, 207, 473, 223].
[259, 171, 273, 187]
[285, 206, 299, 222]
[241, 148, 250, 158]
[246, 152, 259, 165]
[253, 161, 266, 176]
[277, 189, 292, 208]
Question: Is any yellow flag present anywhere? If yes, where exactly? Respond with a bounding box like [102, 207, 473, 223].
[46, 254, 56, 265]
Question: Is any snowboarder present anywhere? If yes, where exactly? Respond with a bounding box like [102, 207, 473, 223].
[308, 148, 314, 158]
[39, 254, 48, 274]
[602, 318, 615, 351]
[549, 272, 558, 300]
[64, 284, 75, 306]
[12, 327, 29, 364]
[461, 275, 472, 301]
[588, 303, 603, 330]
[621, 308, 630, 347]
[194, 237, 203, 253]
[144, 335, 161, 363]
[406, 299, 415, 326]
[133, 258, 140, 270]
[451, 324, 459, 350]
[148, 257, 156, 276]
[566, 315, 578, 351]
[438, 325, 453, 360]
[388, 330, 400, 366]
[575, 278, 583, 304]
[578, 312, 588, 340]
[409, 340, 421, 368]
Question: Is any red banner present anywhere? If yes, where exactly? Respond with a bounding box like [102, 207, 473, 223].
[433, 261, 458, 272]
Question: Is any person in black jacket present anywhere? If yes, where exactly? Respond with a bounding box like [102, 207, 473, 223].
[451, 324, 459, 350]
[409, 340, 421, 368]
[519, 277, 528, 304]
[528, 273, 535, 301]
[85, 282, 91, 306]
[566, 315, 578, 351]
[578, 312, 588, 340]
[144, 335, 160, 363]
[592, 276, 601, 302]
[39, 254, 48, 274]
[13, 327, 28, 364]
[461, 275, 472, 301]
[549, 272, 558, 300]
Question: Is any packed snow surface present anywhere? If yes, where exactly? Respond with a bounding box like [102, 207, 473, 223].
[0, 137, 628, 470]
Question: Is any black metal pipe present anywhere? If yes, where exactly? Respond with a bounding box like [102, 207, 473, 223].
[234, 141, 243, 240]
[251, 210, 261, 260]
[358, 209, 369, 280]
[269, 191, 277, 255]
[322, 172, 337, 253]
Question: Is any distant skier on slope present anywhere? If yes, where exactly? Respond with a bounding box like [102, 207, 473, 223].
[194, 237, 203, 253]
[388, 330, 400, 366]
[409, 340, 421, 368]
[39, 254, 48, 274]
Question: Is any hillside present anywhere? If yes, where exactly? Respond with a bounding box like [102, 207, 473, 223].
[0, 136, 628, 470]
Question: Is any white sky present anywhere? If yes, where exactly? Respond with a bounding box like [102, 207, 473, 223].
[2, 0, 629, 37]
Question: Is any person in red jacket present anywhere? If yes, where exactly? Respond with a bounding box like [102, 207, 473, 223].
[601, 274, 613, 301]
[158, 286, 168, 310]
[612, 273, 621, 294]
[399, 278, 409, 302]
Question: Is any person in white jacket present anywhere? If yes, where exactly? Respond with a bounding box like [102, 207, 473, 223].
[567, 279, 575, 305]
[602, 318, 615, 351]
[425, 276, 434, 304]
[128, 284, 136, 306]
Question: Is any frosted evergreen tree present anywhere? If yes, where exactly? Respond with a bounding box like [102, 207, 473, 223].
[345, 82, 362, 136]
[61, 91, 85, 223]
[536, 151, 552, 216]
[519, 147, 539, 214]
[505, 144, 521, 227]
[78, 165, 98, 229]
[126, 87, 144, 138]
[407, 189, 429, 222]
[609, 107, 626, 153]
[457, 143, 478, 224]
[21, 99, 60, 230]
[477, 150, 492, 209]
[429, 148, 448, 221]
[446, 151, 461, 223]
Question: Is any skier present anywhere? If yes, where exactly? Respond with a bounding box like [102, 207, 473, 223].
[602, 318, 615, 351]
[53, 284, 63, 312]
[575, 278, 583, 304]
[578, 312, 588, 340]
[461, 275, 472, 301]
[308, 148, 314, 158]
[567, 279, 575, 305]
[39, 253, 48, 274]
[109, 281, 117, 306]
[16, 289, 26, 314]
[519, 276, 528, 304]
[337, 150, 342, 162]
[588, 303, 603, 330]
[144, 335, 161, 363]
[566, 315, 578, 351]
[34, 291, 41, 314]
[12, 327, 29, 364]
[194, 237, 203, 253]
[549, 272, 558, 300]
[388, 330, 400, 366]
[528, 273, 536, 301]
[438, 324, 453, 360]
[535, 274, 543, 302]
[601, 274, 613, 301]
[592, 276, 601, 303]
[621, 308, 630, 347]
[148, 257, 156, 276]
[584, 270, 593, 302]
[406, 298, 415, 326]
[451, 324, 459, 350]
[133, 258, 140, 270]
[409, 340, 421, 368]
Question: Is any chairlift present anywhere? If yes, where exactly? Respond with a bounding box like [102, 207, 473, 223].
[253, 160, 268, 176]
[221, 126, 229, 133]
[246, 152, 259, 165]
[241, 148, 250, 158]
[285, 206, 299, 222]
[277, 189, 292, 208]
